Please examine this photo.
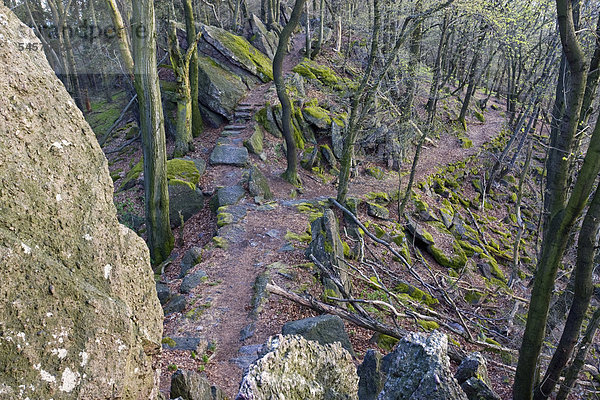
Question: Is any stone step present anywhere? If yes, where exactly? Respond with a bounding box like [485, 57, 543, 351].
[224, 124, 246, 131]
[209, 144, 249, 167]
[221, 130, 243, 137]
[236, 106, 254, 112]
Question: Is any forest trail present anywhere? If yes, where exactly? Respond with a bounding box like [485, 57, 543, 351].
[159, 33, 508, 397]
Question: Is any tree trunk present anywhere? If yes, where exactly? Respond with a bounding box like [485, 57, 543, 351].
[310, 0, 324, 59]
[304, 1, 311, 57]
[273, 0, 306, 186]
[513, 1, 589, 397]
[132, 0, 174, 266]
[183, 0, 203, 138]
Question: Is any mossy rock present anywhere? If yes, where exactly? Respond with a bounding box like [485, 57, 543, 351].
[375, 333, 399, 352]
[417, 319, 440, 331]
[366, 166, 385, 180]
[292, 58, 340, 87]
[120, 158, 201, 191]
[244, 125, 264, 155]
[195, 56, 247, 119]
[254, 105, 283, 138]
[212, 236, 229, 249]
[394, 282, 439, 306]
[474, 110, 485, 123]
[367, 202, 389, 220]
[217, 212, 234, 227]
[201, 25, 273, 82]
[303, 105, 333, 130]
[320, 144, 337, 167]
[365, 191, 391, 205]
[426, 222, 468, 270]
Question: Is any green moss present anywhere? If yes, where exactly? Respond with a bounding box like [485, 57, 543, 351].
[428, 240, 467, 270]
[373, 224, 386, 238]
[480, 254, 506, 282]
[162, 337, 176, 348]
[217, 212, 234, 227]
[284, 230, 312, 243]
[474, 110, 485, 123]
[366, 166, 386, 180]
[366, 191, 391, 204]
[417, 319, 440, 331]
[377, 334, 400, 351]
[210, 27, 273, 81]
[342, 241, 351, 258]
[458, 240, 485, 257]
[323, 287, 338, 303]
[292, 58, 340, 87]
[464, 290, 484, 304]
[394, 282, 438, 306]
[303, 105, 332, 125]
[212, 236, 228, 249]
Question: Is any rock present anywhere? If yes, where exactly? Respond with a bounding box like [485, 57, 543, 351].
[460, 378, 502, 400]
[179, 247, 203, 278]
[331, 122, 344, 159]
[240, 323, 255, 341]
[358, 349, 385, 400]
[455, 352, 491, 385]
[197, 56, 247, 120]
[303, 105, 332, 130]
[231, 344, 264, 372]
[200, 24, 273, 82]
[156, 282, 172, 305]
[169, 183, 205, 228]
[236, 335, 358, 399]
[282, 314, 355, 357]
[377, 331, 468, 400]
[248, 14, 278, 59]
[306, 209, 352, 297]
[405, 216, 434, 245]
[367, 202, 390, 219]
[248, 165, 273, 200]
[254, 105, 283, 138]
[187, 157, 207, 177]
[244, 124, 264, 155]
[210, 144, 249, 166]
[0, 7, 162, 398]
[320, 144, 337, 167]
[251, 271, 271, 317]
[301, 146, 321, 170]
[455, 352, 501, 400]
[199, 103, 227, 128]
[365, 166, 385, 180]
[163, 295, 188, 315]
[210, 185, 246, 211]
[180, 270, 208, 294]
[171, 369, 227, 400]
[162, 337, 208, 353]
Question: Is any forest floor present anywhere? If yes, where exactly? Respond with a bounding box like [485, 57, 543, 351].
[100, 35, 515, 398]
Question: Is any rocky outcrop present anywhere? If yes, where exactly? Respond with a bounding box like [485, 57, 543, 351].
[197, 56, 247, 120]
[455, 352, 501, 400]
[236, 335, 359, 399]
[377, 331, 467, 400]
[282, 314, 355, 357]
[0, 6, 162, 399]
[248, 14, 278, 59]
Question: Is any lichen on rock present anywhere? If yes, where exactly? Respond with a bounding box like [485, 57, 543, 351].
[0, 6, 162, 398]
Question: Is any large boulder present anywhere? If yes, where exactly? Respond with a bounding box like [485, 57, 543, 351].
[0, 6, 162, 399]
[377, 331, 468, 400]
[282, 314, 355, 357]
[236, 335, 359, 399]
[197, 56, 247, 120]
[455, 352, 501, 400]
[200, 24, 273, 83]
[248, 14, 278, 59]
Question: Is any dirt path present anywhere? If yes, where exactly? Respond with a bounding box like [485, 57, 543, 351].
[159, 34, 506, 397]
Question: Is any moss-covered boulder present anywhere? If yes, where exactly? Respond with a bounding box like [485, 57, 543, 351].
[200, 24, 273, 82]
[196, 56, 247, 120]
[367, 202, 390, 219]
[254, 105, 283, 138]
[244, 124, 264, 155]
[301, 146, 321, 170]
[248, 14, 278, 59]
[0, 8, 162, 397]
[165, 159, 205, 227]
[248, 165, 273, 200]
[320, 144, 337, 167]
[292, 58, 341, 87]
[426, 222, 468, 270]
[303, 105, 333, 130]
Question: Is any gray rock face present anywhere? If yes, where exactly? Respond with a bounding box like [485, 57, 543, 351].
[180, 270, 208, 294]
[171, 369, 227, 400]
[249, 14, 278, 59]
[210, 145, 249, 166]
[197, 56, 248, 120]
[331, 122, 344, 159]
[236, 335, 359, 399]
[0, 6, 162, 399]
[378, 331, 468, 400]
[244, 125, 264, 155]
[180, 247, 203, 278]
[357, 349, 385, 400]
[157, 282, 173, 305]
[455, 352, 501, 400]
[282, 314, 355, 357]
[211, 185, 246, 211]
[163, 294, 187, 315]
[169, 183, 205, 228]
[306, 209, 352, 297]
[248, 165, 273, 200]
[367, 202, 390, 220]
